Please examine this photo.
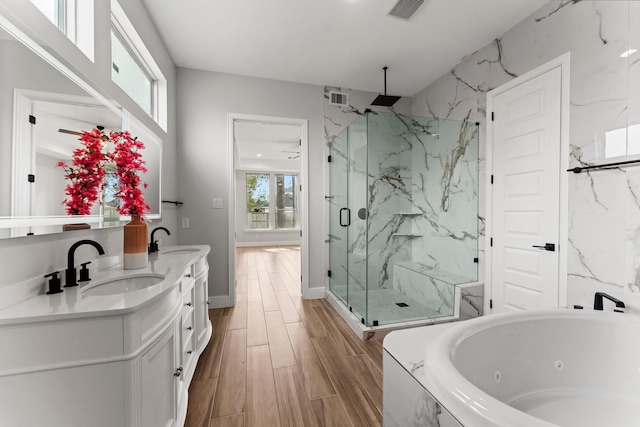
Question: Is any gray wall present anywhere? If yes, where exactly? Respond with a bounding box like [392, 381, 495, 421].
[176, 69, 325, 297]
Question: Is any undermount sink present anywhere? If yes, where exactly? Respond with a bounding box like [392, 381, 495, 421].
[160, 248, 199, 255]
[82, 274, 165, 296]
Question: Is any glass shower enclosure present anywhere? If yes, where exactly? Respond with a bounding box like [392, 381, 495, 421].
[329, 111, 478, 327]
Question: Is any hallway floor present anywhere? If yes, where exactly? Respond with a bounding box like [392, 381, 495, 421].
[184, 246, 384, 427]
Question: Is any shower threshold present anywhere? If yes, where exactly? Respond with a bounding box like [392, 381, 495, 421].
[325, 281, 483, 341]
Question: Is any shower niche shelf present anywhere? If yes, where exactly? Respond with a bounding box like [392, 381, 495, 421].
[392, 233, 423, 238]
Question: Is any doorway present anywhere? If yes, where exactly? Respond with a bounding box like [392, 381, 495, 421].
[228, 114, 309, 307]
[486, 54, 570, 314]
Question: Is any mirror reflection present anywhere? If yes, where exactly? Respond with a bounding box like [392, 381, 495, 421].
[0, 24, 162, 239]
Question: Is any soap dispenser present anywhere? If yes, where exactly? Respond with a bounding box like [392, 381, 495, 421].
[44, 271, 63, 294]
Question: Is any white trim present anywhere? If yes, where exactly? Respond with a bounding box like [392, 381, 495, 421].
[227, 115, 237, 307]
[236, 241, 301, 248]
[110, 0, 167, 130]
[485, 52, 570, 314]
[305, 287, 325, 299]
[242, 229, 300, 233]
[208, 295, 231, 309]
[228, 113, 310, 303]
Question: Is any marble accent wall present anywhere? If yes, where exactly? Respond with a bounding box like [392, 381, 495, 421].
[412, 0, 640, 312]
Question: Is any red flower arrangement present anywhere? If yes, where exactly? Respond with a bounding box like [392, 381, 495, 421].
[57, 128, 108, 215]
[109, 131, 150, 218]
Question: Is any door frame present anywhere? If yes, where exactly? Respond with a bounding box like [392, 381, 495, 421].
[227, 113, 310, 306]
[485, 52, 570, 314]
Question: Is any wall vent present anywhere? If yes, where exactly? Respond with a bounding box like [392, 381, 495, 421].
[388, 0, 425, 21]
[329, 91, 349, 107]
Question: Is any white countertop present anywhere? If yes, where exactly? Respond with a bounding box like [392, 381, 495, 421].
[0, 245, 210, 325]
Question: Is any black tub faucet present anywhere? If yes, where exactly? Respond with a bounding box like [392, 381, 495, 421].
[65, 240, 105, 287]
[593, 292, 625, 311]
[149, 227, 171, 253]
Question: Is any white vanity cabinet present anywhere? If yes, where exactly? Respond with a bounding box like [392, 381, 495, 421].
[0, 246, 211, 427]
[140, 324, 180, 427]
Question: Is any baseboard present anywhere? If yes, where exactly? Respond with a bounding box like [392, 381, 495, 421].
[236, 240, 301, 247]
[208, 295, 231, 308]
[304, 286, 326, 299]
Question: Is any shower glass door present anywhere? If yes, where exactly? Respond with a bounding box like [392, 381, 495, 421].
[346, 116, 368, 323]
[329, 129, 349, 304]
[329, 115, 368, 324]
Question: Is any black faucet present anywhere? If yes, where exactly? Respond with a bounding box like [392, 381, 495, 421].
[149, 227, 171, 253]
[65, 240, 105, 287]
[593, 292, 625, 311]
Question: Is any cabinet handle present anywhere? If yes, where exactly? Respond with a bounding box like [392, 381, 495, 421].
[206, 301, 211, 305]
[185, 302, 192, 307]
[187, 326, 193, 331]
[173, 367, 183, 377]
[185, 273, 192, 278]
[187, 350, 193, 355]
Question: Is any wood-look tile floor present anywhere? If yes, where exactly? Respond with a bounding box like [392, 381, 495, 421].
[185, 246, 384, 427]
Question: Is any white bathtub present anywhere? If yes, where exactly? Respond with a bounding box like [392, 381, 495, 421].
[423, 309, 640, 427]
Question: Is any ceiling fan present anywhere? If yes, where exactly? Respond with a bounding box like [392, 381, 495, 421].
[58, 125, 108, 140]
[282, 140, 300, 159]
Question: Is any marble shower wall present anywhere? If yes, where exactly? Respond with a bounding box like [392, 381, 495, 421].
[408, 115, 479, 281]
[411, 0, 640, 311]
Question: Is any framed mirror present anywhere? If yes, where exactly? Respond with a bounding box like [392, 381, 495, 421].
[0, 16, 162, 238]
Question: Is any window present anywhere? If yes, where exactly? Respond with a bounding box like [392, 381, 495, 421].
[30, 0, 95, 60]
[111, 0, 167, 130]
[111, 27, 153, 115]
[275, 174, 297, 229]
[246, 173, 298, 230]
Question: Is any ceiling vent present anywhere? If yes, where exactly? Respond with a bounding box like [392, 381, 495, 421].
[329, 91, 349, 107]
[387, 0, 425, 21]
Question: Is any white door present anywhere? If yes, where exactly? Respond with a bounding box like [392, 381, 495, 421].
[491, 66, 562, 313]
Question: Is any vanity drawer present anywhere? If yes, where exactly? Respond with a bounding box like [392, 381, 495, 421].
[182, 308, 194, 334]
[182, 285, 195, 308]
[194, 256, 208, 276]
[0, 316, 123, 374]
[182, 331, 196, 370]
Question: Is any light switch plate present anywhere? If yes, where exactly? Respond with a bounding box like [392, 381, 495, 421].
[212, 198, 223, 209]
[181, 218, 190, 228]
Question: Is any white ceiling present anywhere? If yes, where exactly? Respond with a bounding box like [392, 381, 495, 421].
[142, 0, 548, 96]
[234, 121, 301, 170]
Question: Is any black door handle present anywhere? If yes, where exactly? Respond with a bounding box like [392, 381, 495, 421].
[339, 208, 351, 227]
[532, 243, 555, 252]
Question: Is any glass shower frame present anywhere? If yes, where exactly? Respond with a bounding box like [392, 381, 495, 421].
[329, 111, 479, 327]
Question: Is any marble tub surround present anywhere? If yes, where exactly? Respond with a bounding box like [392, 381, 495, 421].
[383, 322, 461, 427]
[384, 309, 640, 427]
[409, 0, 640, 311]
[0, 245, 210, 324]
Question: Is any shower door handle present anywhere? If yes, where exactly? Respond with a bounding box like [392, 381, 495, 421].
[339, 208, 351, 227]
